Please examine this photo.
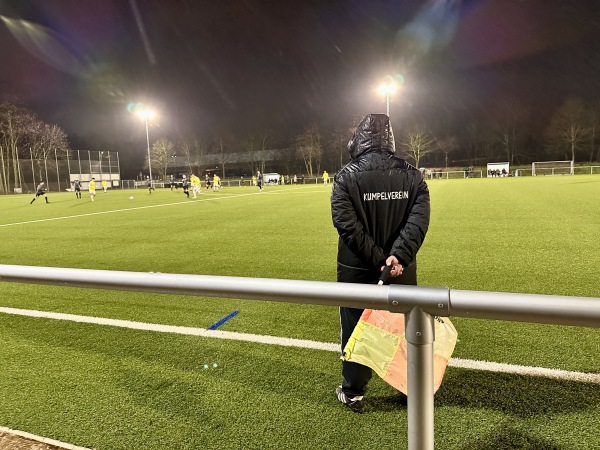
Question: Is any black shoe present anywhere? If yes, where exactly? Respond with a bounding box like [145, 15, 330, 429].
[336, 385, 365, 413]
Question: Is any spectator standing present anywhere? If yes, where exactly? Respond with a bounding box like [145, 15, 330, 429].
[331, 113, 430, 412]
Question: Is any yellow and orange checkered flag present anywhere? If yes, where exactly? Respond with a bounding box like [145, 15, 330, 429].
[343, 309, 457, 395]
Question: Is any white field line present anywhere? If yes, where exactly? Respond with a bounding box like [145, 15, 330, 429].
[1, 306, 598, 384]
[0, 425, 90, 450]
[448, 358, 600, 384]
[0, 307, 339, 352]
[0, 186, 318, 228]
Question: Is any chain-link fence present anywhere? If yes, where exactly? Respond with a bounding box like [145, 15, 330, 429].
[6, 151, 121, 194]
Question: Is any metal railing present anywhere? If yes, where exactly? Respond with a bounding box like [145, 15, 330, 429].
[0, 264, 598, 450]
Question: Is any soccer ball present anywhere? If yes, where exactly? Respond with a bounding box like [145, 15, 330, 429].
[129, 196, 134, 200]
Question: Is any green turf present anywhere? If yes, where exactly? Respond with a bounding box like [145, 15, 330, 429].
[0, 178, 599, 449]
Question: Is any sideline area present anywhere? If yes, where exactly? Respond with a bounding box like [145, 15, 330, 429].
[1, 306, 598, 385]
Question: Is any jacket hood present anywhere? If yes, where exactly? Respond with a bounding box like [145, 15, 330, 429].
[348, 114, 395, 159]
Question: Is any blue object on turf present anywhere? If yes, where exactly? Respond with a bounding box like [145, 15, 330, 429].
[208, 310, 240, 330]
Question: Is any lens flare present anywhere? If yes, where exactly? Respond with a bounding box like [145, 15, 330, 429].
[0, 15, 86, 77]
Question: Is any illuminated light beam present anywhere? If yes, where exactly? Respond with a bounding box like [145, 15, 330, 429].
[0, 15, 86, 77]
[128, 0, 157, 65]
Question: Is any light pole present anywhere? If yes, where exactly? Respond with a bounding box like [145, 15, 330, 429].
[136, 108, 155, 187]
[378, 81, 397, 117]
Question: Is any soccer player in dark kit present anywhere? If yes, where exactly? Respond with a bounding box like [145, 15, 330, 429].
[30, 181, 49, 204]
[73, 179, 82, 199]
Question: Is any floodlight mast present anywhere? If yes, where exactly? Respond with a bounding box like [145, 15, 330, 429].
[378, 81, 397, 117]
[137, 108, 155, 186]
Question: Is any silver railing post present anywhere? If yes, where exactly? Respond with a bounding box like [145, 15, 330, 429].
[405, 306, 435, 450]
[0, 265, 599, 449]
[388, 286, 449, 450]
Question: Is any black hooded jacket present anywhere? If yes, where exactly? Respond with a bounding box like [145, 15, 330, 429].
[331, 114, 430, 284]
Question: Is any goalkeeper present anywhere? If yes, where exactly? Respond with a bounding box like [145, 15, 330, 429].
[330, 113, 430, 412]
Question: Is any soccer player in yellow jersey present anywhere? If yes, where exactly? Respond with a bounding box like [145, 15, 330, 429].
[212, 174, 221, 191]
[88, 178, 96, 201]
[191, 174, 202, 198]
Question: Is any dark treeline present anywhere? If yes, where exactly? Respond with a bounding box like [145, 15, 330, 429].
[3, 95, 599, 187]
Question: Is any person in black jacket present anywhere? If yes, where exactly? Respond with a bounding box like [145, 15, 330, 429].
[331, 113, 430, 412]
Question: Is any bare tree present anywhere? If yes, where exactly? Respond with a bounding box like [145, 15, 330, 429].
[464, 121, 484, 166]
[0, 102, 28, 193]
[242, 129, 272, 175]
[180, 137, 207, 175]
[436, 135, 458, 168]
[257, 130, 270, 174]
[545, 97, 588, 162]
[28, 119, 69, 181]
[400, 125, 435, 168]
[0, 102, 69, 193]
[494, 100, 527, 164]
[278, 148, 297, 176]
[295, 124, 322, 176]
[242, 136, 260, 174]
[146, 138, 174, 181]
[585, 104, 600, 163]
[256, 129, 270, 174]
[214, 136, 232, 178]
[326, 127, 352, 171]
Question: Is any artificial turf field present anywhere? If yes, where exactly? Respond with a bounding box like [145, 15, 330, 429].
[0, 175, 599, 449]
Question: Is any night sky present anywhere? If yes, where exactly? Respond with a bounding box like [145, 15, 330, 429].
[1, 0, 600, 169]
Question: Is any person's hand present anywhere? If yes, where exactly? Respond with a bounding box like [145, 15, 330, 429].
[382, 255, 403, 277]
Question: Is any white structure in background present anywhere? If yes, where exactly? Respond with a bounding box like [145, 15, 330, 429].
[487, 162, 510, 177]
[262, 173, 281, 185]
